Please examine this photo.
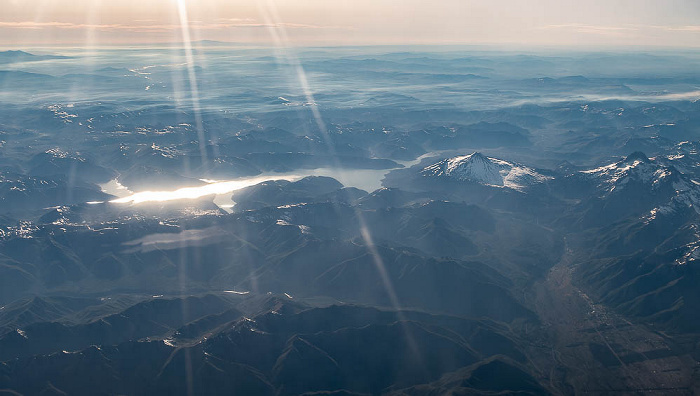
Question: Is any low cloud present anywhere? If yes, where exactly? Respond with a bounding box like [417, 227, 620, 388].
[539, 23, 700, 36]
[0, 20, 331, 33]
[654, 25, 700, 32]
[538, 24, 638, 36]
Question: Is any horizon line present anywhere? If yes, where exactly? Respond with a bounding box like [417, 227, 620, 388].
[2, 40, 700, 51]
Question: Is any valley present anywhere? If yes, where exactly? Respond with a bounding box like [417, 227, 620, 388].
[529, 239, 699, 395]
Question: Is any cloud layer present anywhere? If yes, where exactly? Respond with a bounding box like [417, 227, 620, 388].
[0, 0, 698, 46]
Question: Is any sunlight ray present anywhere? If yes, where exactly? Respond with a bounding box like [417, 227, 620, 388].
[257, 0, 422, 358]
[176, 0, 208, 169]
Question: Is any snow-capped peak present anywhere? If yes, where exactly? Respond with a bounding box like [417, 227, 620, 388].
[623, 151, 651, 164]
[421, 152, 552, 191]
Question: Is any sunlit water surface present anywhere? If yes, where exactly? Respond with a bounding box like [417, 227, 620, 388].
[100, 166, 420, 212]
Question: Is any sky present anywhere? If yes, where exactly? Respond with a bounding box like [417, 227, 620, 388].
[0, 0, 699, 47]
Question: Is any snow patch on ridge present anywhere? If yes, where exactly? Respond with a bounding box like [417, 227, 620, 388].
[589, 153, 700, 219]
[581, 154, 673, 190]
